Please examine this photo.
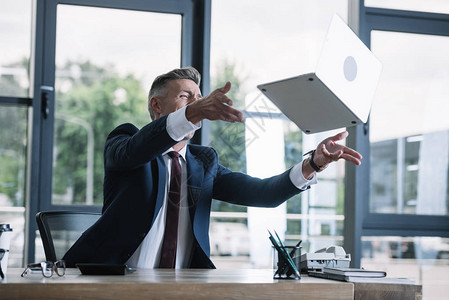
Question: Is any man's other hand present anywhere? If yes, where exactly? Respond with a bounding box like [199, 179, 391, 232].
[313, 131, 362, 168]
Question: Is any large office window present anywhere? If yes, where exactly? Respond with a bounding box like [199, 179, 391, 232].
[367, 29, 449, 300]
[370, 31, 449, 216]
[360, 3, 449, 299]
[0, 106, 28, 268]
[52, 5, 182, 206]
[0, 0, 33, 268]
[0, 0, 32, 98]
[209, 0, 348, 268]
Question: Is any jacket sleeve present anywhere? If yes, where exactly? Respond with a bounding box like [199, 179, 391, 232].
[104, 116, 177, 170]
[212, 164, 305, 208]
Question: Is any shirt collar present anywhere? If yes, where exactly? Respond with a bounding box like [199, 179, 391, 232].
[163, 145, 187, 161]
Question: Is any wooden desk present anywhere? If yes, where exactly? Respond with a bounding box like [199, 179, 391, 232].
[0, 268, 421, 300]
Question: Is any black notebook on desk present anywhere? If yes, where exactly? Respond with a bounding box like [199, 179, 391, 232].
[309, 267, 386, 282]
[76, 263, 136, 275]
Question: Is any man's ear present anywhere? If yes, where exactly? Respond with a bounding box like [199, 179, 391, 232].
[150, 97, 162, 117]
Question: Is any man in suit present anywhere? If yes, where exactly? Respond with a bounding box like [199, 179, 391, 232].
[63, 67, 362, 268]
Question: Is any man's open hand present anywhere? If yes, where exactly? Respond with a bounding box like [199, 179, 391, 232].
[185, 82, 244, 124]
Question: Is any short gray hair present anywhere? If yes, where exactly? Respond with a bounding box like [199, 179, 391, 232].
[148, 67, 201, 120]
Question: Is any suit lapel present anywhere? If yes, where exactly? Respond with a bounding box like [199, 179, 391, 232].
[186, 146, 204, 221]
[151, 155, 167, 225]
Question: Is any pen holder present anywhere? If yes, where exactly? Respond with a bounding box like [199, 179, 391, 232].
[273, 246, 301, 280]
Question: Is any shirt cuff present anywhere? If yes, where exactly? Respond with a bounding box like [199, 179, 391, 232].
[166, 106, 201, 142]
[289, 161, 318, 190]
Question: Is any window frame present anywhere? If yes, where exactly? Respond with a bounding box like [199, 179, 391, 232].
[344, 1, 449, 267]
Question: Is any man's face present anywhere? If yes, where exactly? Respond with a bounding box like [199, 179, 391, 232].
[157, 79, 202, 118]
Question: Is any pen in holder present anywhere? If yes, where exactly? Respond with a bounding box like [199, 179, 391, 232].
[268, 230, 301, 280]
[273, 245, 301, 280]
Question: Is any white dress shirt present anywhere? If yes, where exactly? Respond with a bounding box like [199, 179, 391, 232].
[127, 106, 316, 268]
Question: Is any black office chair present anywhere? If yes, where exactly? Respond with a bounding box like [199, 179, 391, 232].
[36, 211, 101, 261]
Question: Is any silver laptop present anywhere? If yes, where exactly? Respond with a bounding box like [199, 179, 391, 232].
[257, 15, 382, 134]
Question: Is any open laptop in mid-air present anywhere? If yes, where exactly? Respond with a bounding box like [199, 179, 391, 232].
[257, 15, 382, 134]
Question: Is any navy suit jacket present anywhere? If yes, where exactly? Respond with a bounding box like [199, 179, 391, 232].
[63, 116, 303, 268]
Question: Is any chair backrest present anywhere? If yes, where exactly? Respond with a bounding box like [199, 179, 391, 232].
[36, 211, 101, 261]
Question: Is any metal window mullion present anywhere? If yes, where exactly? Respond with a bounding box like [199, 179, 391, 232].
[0, 97, 32, 106]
